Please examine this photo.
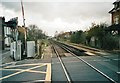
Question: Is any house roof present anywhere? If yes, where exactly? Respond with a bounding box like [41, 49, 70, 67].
[113, 0, 120, 4]
[109, 0, 120, 13]
[109, 7, 120, 13]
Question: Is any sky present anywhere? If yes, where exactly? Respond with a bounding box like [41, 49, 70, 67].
[0, 0, 116, 36]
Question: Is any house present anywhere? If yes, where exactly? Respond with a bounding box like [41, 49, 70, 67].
[63, 32, 72, 38]
[0, 17, 18, 50]
[109, 0, 120, 25]
[107, 0, 120, 35]
[107, 0, 120, 49]
[4, 26, 12, 47]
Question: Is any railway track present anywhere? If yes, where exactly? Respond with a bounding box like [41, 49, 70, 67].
[51, 40, 118, 83]
[52, 43, 72, 83]
[57, 41, 119, 61]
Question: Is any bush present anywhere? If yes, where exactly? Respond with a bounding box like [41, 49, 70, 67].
[102, 35, 118, 50]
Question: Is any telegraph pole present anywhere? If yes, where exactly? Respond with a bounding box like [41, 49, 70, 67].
[21, 0, 27, 57]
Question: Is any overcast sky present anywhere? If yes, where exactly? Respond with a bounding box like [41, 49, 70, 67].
[0, 0, 115, 36]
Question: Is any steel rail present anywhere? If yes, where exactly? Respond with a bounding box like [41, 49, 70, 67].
[56, 42, 117, 83]
[52, 44, 72, 83]
[63, 42, 118, 61]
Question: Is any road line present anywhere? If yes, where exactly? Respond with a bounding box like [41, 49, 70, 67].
[23, 80, 45, 83]
[26, 70, 46, 74]
[0, 51, 10, 61]
[113, 59, 120, 61]
[0, 64, 46, 80]
[85, 52, 95, 55]
[0, 62, 16, 67]
[0, 69, 22, 71]
[45, 63, 51, 82]
[1, 68, 46, 74]
[117, 72, 120, 74]
[4, 63, 47, 68]
[1, 51, 10, 55]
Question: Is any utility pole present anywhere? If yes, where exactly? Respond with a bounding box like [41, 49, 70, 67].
[1, 17, 5, 50]
[21, 0, 27, 57]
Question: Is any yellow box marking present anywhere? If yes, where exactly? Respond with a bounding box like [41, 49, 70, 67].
[45, 63, 51, 82]
[3, 63, 44, 69]
[0, 63, 51, 83]
[0, 64, 46, 80]
[1, 68, 46, 74]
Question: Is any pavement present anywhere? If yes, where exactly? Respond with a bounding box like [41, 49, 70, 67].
[0, 45, 52, 83]
[0, 48, 13, 64]
[42, 45, 52, 63]
[0, 61, 51, 83]
[0, 44, 119, 83]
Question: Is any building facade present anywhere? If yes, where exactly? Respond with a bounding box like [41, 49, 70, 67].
[109, 0, 120, 25]
[4, 26, 11, 47]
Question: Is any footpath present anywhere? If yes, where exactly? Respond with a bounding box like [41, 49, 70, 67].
[42, 45, 52, 63]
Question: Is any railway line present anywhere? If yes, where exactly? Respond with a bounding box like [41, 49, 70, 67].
[0, 40, 119, 83]
[56, 41, 119, 68]
[61, 42, 119, 61]
[51, 40, 119, 83]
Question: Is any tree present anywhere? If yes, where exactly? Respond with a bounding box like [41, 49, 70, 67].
[86, 23, 107, 47]
[70, 30, 85, 44]
[27, 24, 46, 41]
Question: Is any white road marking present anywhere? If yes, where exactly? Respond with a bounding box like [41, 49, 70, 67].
[0, 51, 10, 61]
[0, 62, 16, 67]
[23, 80, 45, 83]
[113, 58, 120, 61]
[96, 52, 110, 55]
[85, 52, 95, 55]
[117, 72, 120, 74]
[103, 59, 110, 61]
[1, 51, 10, 55]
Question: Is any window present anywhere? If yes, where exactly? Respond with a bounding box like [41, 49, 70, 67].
[114, 15, 119, 24]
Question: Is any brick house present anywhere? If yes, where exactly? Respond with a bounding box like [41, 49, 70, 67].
[108, 0, 120, 49]
[109, 0, 120, 25]
[107, 0, 120, 36]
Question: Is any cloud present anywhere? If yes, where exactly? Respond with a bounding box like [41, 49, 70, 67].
[1, 1, 113, 36]
[1, 0, 115, 2]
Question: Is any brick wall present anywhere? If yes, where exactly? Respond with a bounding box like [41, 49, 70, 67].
[112, 10, 120, 24]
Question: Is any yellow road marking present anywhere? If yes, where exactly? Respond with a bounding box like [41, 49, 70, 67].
[0, 64, 46, 80]
[1, 68, 46, 74]
[26, 70, 46, 74]
[45, 63, 51, 82]
[0, 63, 51, 82]
[0, 69, 22, 71]
[23, 80, 45, 83]
[3, 63, 46, 69]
